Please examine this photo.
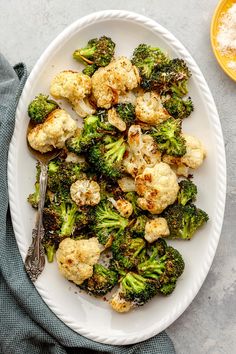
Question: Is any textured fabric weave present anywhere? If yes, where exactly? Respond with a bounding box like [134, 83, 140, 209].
[0, 54, 175, 354]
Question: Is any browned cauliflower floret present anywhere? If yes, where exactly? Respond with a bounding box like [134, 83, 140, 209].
[135, 162, 179, 214]
[91, 57, 140, 108]
[50, 70, 95, 117]
[108, 197, 133, 218]
[123, 125, 161, 177]
[135, 91, 170, 125]
[109, 287, 134, 313]
[107, 107, 126, 131]
[144, 218, 170, 243]
[162, 154, 190, 177]
[181, 134, 206, 169]
[162, 134, 206, 176]
[118, 176, 136, 192]
[70, 179, 100, 207]
[27, 109, 77, 153]
[56, 237, 101, 285]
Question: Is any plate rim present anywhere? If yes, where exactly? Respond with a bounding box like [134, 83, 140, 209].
[8, 10, 227, 345]
[210, 0, 236, 82]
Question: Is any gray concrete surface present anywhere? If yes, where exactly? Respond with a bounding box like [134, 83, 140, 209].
[1, 0, 235, 353]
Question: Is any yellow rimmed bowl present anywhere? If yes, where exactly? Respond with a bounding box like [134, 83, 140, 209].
[211, 0, 236, 82]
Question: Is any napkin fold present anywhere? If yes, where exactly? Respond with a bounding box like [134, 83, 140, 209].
[0, 53, 175, 354]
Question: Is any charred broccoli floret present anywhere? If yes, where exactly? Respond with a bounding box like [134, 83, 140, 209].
[131, 44, 169, 80]
[42, 197, 90, 263]
[88, 136, 126, 180]
[28, 181, 40, 208]
[112, 232, 146, 269]
[138, 246, 184, 279]
[114, 103, 136, 126]
[66, 115, 114, 155]
[80, 263, 118, 296]
[28, 94, 59, 124]
[73, 36, 115, 67]
[129, 215, 149, 238]
[120, 272, 157, 306]
[163, 95, 194, 119]
[47, 158, 85, 193]
[91, 200, 128, 246]
[138, 245, 184, 295]
[142, 58, 191, 96]
[163, 203, 209, 240]
[151, 118, 186, 157]
[150, 238, 167, 257]
[177, 179, 197, 206]
[27, 163, 41, 208]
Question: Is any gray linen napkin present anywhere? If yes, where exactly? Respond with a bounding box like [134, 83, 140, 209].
[0, 53, 176, 354]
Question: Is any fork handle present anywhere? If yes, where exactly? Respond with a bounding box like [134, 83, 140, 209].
[25, 163, 48, 282]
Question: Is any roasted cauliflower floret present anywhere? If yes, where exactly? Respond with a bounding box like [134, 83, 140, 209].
[108, 197, 133, 218]
[142, 134, 162, 166]
[50, 70, 95, 117]
[56, 237, 101, 285]
[144, 218, 170, 243]
[110, 287, 134, 313]
[91, 57, 140, 108]
[135, 162, 179, 214]
[135, 91, 170, 125]
[70, 179, 101, 207]
[27, 109, 77, 153]
[107, 107, 126, 131]
[162, 154, 190, 177]
[123, 125, 161, 177]
[181, 134, 206, 169]
[162, 134, 206, 175]
[118, 176, 136, 192]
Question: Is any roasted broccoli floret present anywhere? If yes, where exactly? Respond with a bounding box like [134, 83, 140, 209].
[91, 200, 128, 246]
[88, 136, 126, 180]
[151, 118, 186, 157]
[138, 246, 184, 279]
[28, 182, 40, 208]
[131, 44, 169, 80]
[129, 215, 149, 238]
[115, 103, 136, 126]
[80, 263, 118, 296]
[138, 245, 184, 295]
[27, 163, 41, 208]
[82, 63, 98, 77]
[28, 94, 59, 124]
[150, 238, 167, 257]
[66, 115, 114, 155]
[112, 232, 146, 269]
[44, 201, 78, 237]
[120, 272, 157, 306]
[142, 58, 191, 96]
[177, 179, 197, 206]
[73, 36, 115, 67]
[163, 95, 194, 119]
[163, 203, 209, 240]
[47, 159, 85, 193]
[42, 199, 89, 263]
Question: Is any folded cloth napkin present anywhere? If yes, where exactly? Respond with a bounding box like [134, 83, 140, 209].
[0, 53, 176, 354]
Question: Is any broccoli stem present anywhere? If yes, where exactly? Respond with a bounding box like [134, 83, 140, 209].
[45, 244, 56, 263]
[60, 203, 78, 236]
[105, 138, 126, 163]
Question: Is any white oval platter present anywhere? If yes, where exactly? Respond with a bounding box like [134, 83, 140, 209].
[8, 10, 226, 345]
